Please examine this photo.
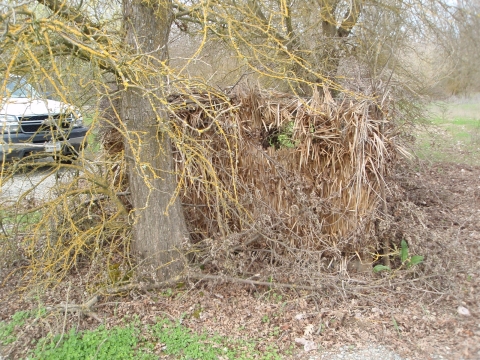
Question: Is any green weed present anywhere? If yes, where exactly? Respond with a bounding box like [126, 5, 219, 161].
[0, 308, 46, 347]
[270, 121, 299, 149]
[0, 209, 43, 232]
[269, 326, 281, 337]
[0, 311, 31, 345]
[24, 316, 281, 360]
[392, 316, 401, 336]
[32, 324, 148, 360]
[374, 239, 424, 273]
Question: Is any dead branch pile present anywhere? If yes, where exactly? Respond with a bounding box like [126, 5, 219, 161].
[102, 86, 398, 263]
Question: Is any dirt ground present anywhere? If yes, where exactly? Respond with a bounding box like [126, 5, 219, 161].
[0, 158, 479, 359]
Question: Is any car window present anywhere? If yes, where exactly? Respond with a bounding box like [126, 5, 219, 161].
[3, 78, 39, 98]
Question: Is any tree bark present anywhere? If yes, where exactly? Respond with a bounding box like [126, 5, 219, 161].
[122, 0, 188, 281]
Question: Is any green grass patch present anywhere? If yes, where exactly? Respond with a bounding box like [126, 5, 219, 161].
[415, 98, 480, 166]
[31, 318, 282, 360]
[1, 311, 282, 360]
[0, 308, 46, 346]
[86, 131, 102, 154]
[0, 311, 31, 345]
[82, 116, 102, 155]
[0, 208, 43, 232]
[32, 325, 146, 360]
[82, 116, 95, 127]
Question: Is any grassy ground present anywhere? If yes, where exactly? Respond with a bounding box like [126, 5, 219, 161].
[415, 94, 480, 165]
[0, 308, 283, 359]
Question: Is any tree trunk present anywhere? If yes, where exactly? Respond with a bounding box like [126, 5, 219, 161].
[122, 0, 188, 281]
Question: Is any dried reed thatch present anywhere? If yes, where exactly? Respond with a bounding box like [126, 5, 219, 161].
[102, 86, 397, 260]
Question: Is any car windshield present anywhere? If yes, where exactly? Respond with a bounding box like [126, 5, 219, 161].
[2, 78, 39, 98]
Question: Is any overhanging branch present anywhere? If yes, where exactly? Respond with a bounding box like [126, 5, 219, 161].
[41, 0, 100, 31]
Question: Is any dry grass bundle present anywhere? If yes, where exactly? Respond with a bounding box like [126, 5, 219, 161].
[175, 87, 395, 258]
[102, 85, 398, 264]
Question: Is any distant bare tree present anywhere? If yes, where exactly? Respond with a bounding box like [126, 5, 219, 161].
[440, 0, 480, 95]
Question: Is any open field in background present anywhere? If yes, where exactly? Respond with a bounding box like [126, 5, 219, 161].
[415, 94, 480, 165]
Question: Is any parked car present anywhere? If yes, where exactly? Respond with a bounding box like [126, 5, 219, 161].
[0, 76, 88, 162]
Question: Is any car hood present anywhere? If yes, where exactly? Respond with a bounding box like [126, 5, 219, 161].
[0, 97, 74, 117]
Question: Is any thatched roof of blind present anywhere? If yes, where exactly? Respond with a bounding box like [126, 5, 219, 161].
[102, 86, 399, 257]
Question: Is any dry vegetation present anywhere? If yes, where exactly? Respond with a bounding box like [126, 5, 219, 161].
[99, 85, 399, 280]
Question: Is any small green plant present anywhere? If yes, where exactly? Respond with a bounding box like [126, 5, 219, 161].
[374, 239, 424, 273]
[264, 291, 283, 303]
[269, 326, 281, 337]
[261, 314, 270, 323]
[400, 239, 424, 267]
[277, 122, 297, 148]
[191, 305, 203, 319]
[392, 316, 401, 337]
[271, 293, 283, 302]
[372, 264, 391, 273]
[269, 121, 299, 149]
[162, 287, 173, 297]
[0, 310, 31, 345]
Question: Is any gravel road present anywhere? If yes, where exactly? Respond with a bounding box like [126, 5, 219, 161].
[0, 160, 77, 203]
[309, 346, 406, 359]
[303, 345, 462, 360]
